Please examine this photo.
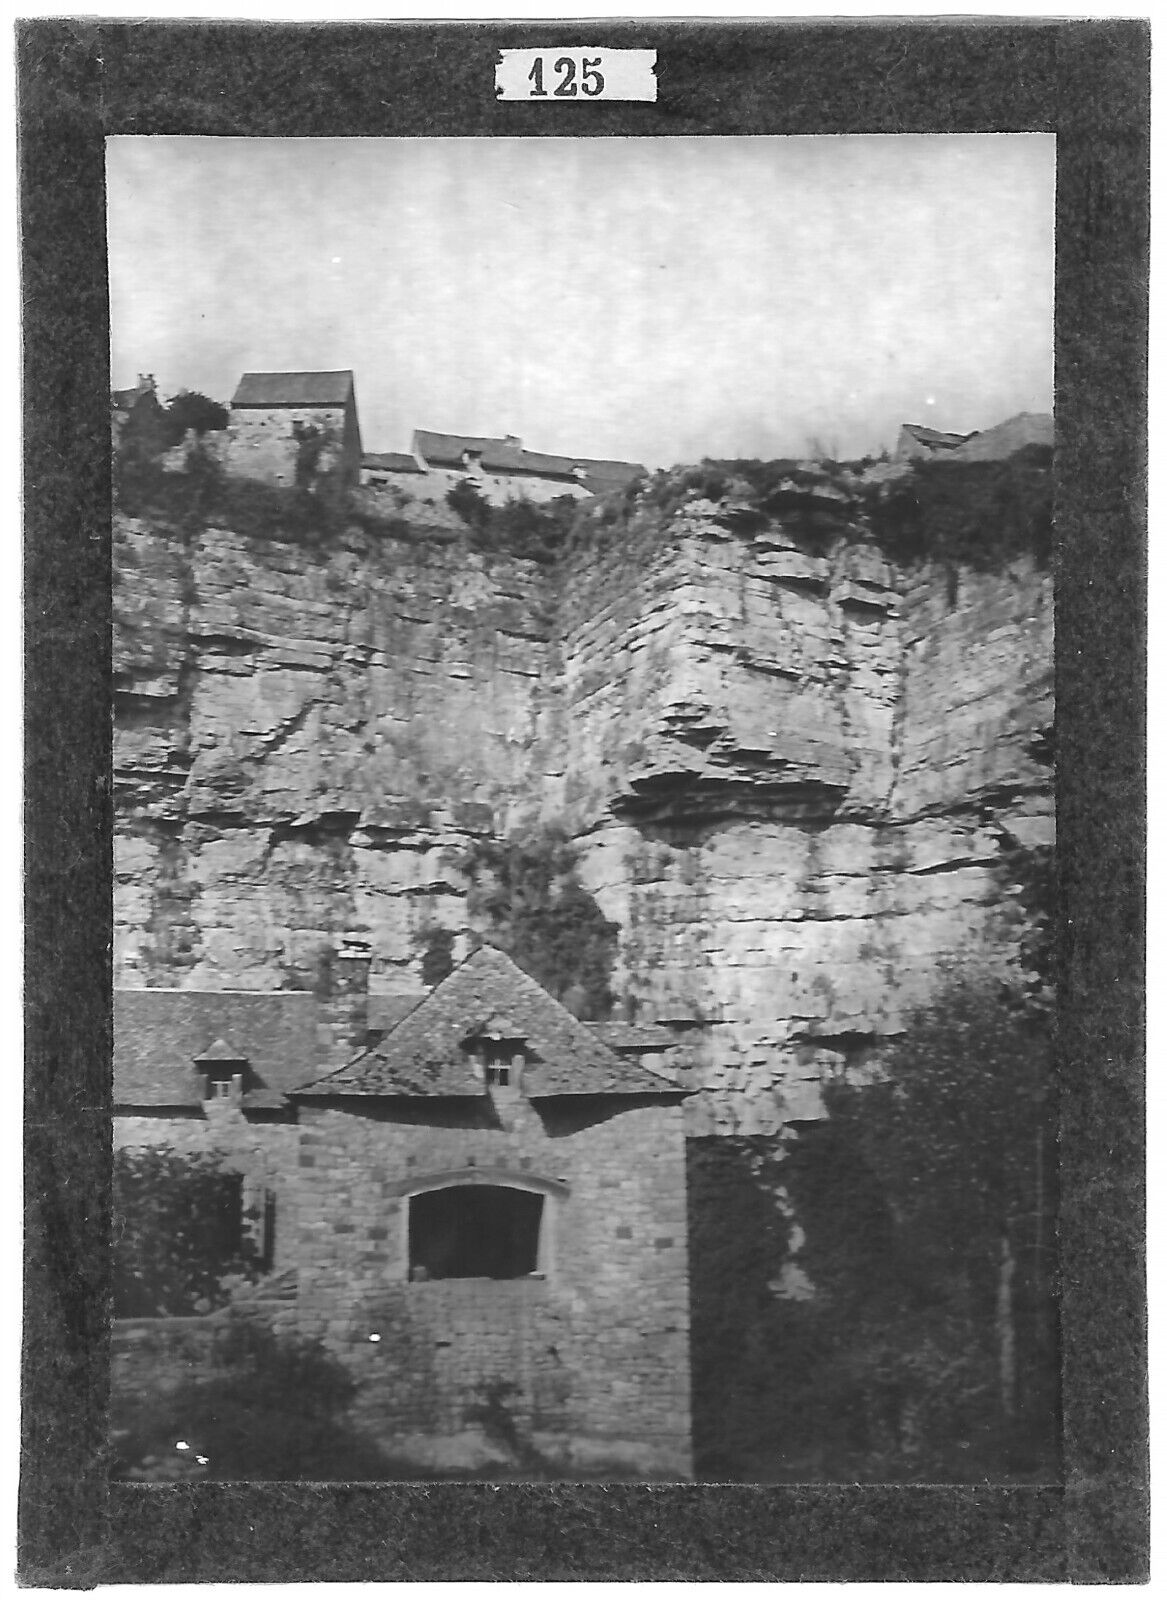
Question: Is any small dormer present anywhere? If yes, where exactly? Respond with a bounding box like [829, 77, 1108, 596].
[194, 1037, 248, 1104]
[463, 1014, 528, 1090]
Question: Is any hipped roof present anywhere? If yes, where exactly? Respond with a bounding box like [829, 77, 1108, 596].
[232, 371, 355, 408]
[115, 988, 322, 1110]
[294, 945, 686, 1100]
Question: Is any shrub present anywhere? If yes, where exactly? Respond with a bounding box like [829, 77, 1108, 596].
[446, 478, 491, 532]
[419, 924, 456, 989]
[113, 1146, 262, 1317]
[864, 446, 1053, 570]
[112, 1318, 396, 1481]
[464, 824, 619, 1018]
[445, 482, 582, 564]
[160, 390, 229, 446]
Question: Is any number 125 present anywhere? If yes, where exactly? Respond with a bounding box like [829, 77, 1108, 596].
[527, 55, 606, 97]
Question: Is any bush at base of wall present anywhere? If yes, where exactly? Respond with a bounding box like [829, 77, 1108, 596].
[112, 1317, 397, 1482]
[113, 1146, 262, 1317]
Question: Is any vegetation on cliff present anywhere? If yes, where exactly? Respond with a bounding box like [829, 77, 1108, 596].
[463, 825, 619, 1020]
[115, 391, 1052, 579]
[445, 479, 582, 564]
[864, 445, 1053, 570]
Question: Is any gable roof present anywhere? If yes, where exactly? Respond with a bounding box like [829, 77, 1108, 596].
[413, 429, 508, 467]
[294, 945, 686, 1100]
[194, 1036, 248, 1065]
[232, 371, 355, 408]
[115, 989, 322, 1110]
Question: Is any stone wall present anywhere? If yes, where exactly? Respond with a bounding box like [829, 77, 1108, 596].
[289, 1094, 692, 1476]
[226, 403, 356, 493]
[405, 461, 592, 509]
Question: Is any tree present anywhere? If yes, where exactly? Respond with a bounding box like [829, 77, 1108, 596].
[113, 1146, 261, 1316]
[161, 389, 229, 445]
[784, 977, 1057, 1475]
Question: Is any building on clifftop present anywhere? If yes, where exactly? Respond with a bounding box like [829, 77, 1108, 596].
[226, 369, 363, 496]
[357, 428, 646, 508]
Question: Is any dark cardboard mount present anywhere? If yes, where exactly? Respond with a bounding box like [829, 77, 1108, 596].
[19, 19, 1148, 1584]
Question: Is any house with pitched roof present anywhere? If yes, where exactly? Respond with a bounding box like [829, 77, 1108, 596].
[113, 946, 693, 1477]
[359, 428, 645, 509]
[226, 370, 363, 494]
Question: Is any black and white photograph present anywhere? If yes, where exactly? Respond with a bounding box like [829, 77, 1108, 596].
[106, 132, 1058, 1486]
[19, 16, 1147, 1583]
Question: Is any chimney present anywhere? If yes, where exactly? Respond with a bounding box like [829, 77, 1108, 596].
[322, 936, 373, 1064]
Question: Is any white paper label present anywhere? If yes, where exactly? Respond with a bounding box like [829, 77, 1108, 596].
[495, 48, 657, 103]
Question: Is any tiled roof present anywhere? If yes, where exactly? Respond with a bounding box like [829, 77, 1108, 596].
[585, 1021, 678, 1051]
[231, 371, 354, 408]
[576, 458, 645, 488]
[480, 444, 579, 479]
[114, 989, 323, 1110]
[367, 993, 423, 1032]
[294, 945, 687, 1100]
[413, 428, 645, 491]
[413, 429, 508, 466]
[362, 452, 424, 474]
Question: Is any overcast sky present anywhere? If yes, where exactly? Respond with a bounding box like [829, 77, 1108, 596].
[107, 135, 1054, 468]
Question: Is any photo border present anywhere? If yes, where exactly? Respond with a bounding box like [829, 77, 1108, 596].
[19, 18, 1148, 1582]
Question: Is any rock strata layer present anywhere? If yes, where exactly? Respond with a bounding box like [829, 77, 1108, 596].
[114, 496, 1052, 1134]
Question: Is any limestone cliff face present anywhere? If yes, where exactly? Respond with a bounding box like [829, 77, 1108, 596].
[113, 495, 1052, 1135]
[553, 507, 1052, 1132]
[114, 517, 556, 990]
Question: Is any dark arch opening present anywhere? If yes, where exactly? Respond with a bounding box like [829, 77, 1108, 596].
[408, 1185, 544, 1281]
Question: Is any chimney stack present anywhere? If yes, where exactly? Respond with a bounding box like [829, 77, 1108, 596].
[322, 936, 373, 1064]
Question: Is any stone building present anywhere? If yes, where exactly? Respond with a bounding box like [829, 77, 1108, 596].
[113, 946, 693, 1477]
[111, 373, 166, 453]
[226, 370, 363, 495]
[359, 428, 645, 509]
